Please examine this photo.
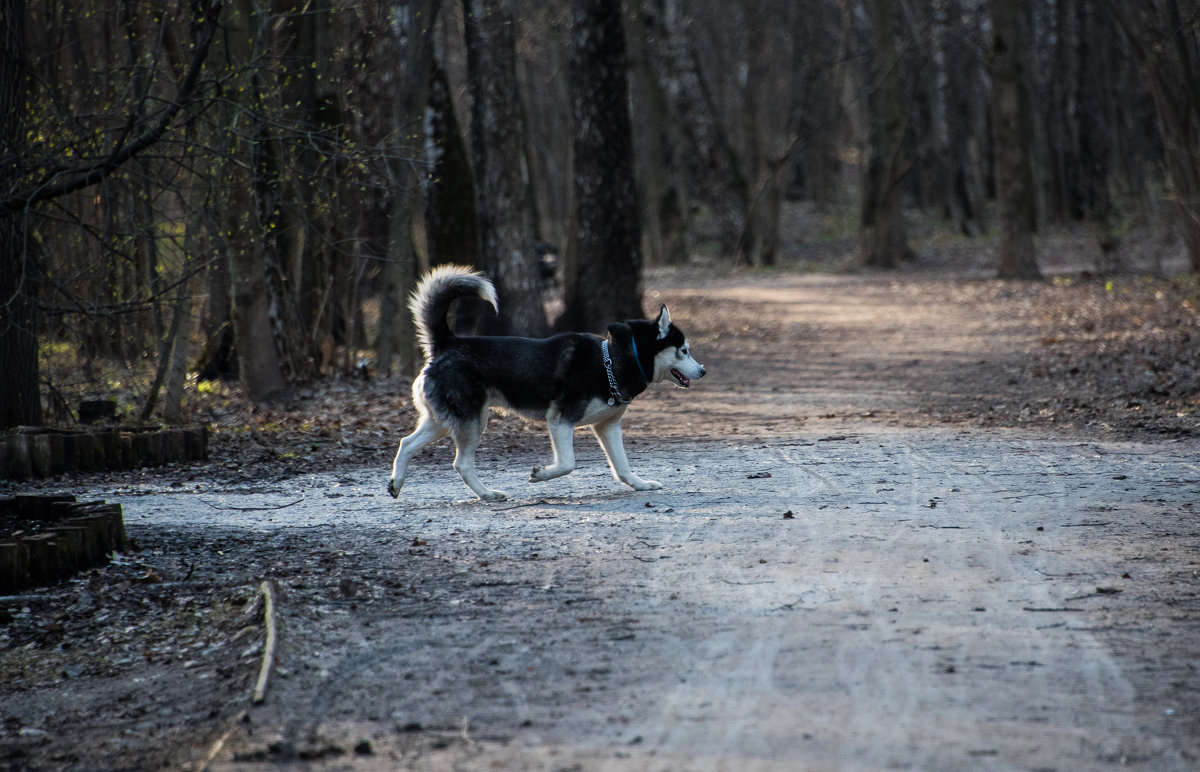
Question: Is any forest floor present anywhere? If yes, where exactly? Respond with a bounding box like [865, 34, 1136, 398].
[2, 233, 1200, 771]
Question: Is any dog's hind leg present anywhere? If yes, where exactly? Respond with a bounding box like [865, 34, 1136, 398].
[388, 415, 450, 498]
[451, 416, 507, 501]
[592, 417, 662, 491]
[530, 415, 576, 483]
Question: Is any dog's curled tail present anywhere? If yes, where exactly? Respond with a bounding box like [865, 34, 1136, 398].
[409, 264, 499, 359]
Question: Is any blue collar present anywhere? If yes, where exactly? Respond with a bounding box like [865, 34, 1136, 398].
[630, 338, 649, 381]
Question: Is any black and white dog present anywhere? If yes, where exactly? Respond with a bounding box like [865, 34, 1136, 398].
[387, 265, 706, 500]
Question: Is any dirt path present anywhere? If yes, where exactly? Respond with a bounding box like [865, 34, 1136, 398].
[3, 271, 1199, 771]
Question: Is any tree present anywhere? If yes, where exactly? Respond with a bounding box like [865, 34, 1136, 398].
[462, 0, 547, 336]
[990, 0, 1042, 280]
[860, 0, 913, 269]
[0, 0, 38, 428]
[1, 0, 224, 427]
[558, 0, 645, 331]
[376, 0, 438, 377]
[1111, 0, 1200, 273]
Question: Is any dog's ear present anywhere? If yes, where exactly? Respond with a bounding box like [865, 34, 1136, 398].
[607, 322, 633, 345]
[655, 305, 671, 339]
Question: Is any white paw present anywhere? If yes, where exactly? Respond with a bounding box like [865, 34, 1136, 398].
[478, 489, 508, 501]
[530, 465, 571, 482]
[387, 477, 403, 498]
[630, 478, 663, 491]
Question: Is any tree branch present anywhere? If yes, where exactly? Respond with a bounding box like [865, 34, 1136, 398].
[0, 1, 224, 215]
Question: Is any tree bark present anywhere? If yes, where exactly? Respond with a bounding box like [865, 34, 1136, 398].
[224, 0, 287, 401]
[990, 0, 1043, 280]
[1110, 0, 1200, 273]
[0, 0, 40, 428]
[632, 0, 689, 266]
[860, 0, 913, 269]
[462, 0, 547, 336]
[558, 0, 645, 331]
[377, 0, 437, 378]
[425, 60, 479, 270]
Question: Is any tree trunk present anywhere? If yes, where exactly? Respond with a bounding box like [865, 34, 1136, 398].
[656, 0, 748, 255]
[990, 0, 1042, 280]
[0, 0, 40, 428]
[226, 0, 287, 401]
[558, 0, 645, 332]
[462, 0, 547, 336]
[425, 60, 479, 270]
[631, 0, 689, 266]
[1110, 0, 1200, 273]
[860, 0, 913, 269]
[377, 0, 437, 378]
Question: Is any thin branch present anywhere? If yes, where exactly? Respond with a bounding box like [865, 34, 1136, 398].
[0, 1, 225, 215]
[252, 580, 277, 705]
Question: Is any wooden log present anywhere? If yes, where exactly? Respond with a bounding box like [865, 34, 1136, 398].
[46, 526, 87, 571]
[0, 541, 30, 593]
[61, 517, 111, 566]
[63, 502, 125, 554]
[79, 399, 116, 424]
[24, 534, 59, 583]
[61, 433, 80, 471]
[118, 433, 134, 469]
[48, 433, 65, 475]
[17, 494, 74, 519]
[5, 434, 32, 481]
[90, 432, 107, 469]
[77, 433, 96, 470]
[29, 434, 52, 478]
[131, 432, 150, 468]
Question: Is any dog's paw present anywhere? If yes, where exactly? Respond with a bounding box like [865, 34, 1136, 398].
[387, 478, 401, 499]
[630, 478, 663, 491]
[478, 489, 508, 501]
[530, 465, 571, 482]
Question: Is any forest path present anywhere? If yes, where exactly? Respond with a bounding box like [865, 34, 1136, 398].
[188, 272, 1197, 770]
[181, 433, 1199, 771]
[4, 270, 1198, 771]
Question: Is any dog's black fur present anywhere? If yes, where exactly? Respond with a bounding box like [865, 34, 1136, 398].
[387, 265, 705, 500]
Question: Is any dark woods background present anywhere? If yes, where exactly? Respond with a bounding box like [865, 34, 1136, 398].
[1, 0, 1198, 429]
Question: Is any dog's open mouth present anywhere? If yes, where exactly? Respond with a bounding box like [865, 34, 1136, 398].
[670, 368, 691, 388]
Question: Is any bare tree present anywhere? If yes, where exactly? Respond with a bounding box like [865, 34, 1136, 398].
[1111, 0, 1200, 273]
[0, 0, 38, 428]
[860, 0, 913, 268]
[990, 0, 1042, 279]
[377, 0, 439, 377]
[462, 0, 547, 336]
[558, 0, 645, 331]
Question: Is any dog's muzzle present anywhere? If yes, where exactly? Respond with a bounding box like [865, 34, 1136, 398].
[671, 365, 706, 388]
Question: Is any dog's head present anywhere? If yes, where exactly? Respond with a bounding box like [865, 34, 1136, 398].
[642, 305, 706, 389]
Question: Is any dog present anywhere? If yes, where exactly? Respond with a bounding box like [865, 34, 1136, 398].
[387, 265, 706, 500]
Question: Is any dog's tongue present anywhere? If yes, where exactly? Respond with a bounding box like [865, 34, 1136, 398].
[672, 368, 691, 388]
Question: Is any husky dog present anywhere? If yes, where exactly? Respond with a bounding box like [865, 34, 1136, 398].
[388, 265, 706, 501]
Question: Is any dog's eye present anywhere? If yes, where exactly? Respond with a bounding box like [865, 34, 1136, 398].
[678, 347, 688, 358]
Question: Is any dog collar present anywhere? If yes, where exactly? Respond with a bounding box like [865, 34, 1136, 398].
[629, 338, 649, 381]
[601, 340, 630, 406]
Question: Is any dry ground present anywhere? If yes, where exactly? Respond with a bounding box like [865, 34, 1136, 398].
[2, 245, 1199, 771]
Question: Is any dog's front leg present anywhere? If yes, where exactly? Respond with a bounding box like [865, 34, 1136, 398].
[530, 417, 576, 482]
[592, 418, 662, 491]
[388, 417, 449, 498]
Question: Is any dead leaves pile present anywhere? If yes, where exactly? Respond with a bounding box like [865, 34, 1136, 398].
[1017, 275, 1200, 434]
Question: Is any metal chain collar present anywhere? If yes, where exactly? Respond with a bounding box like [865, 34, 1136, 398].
[601, 340, 629, 405]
